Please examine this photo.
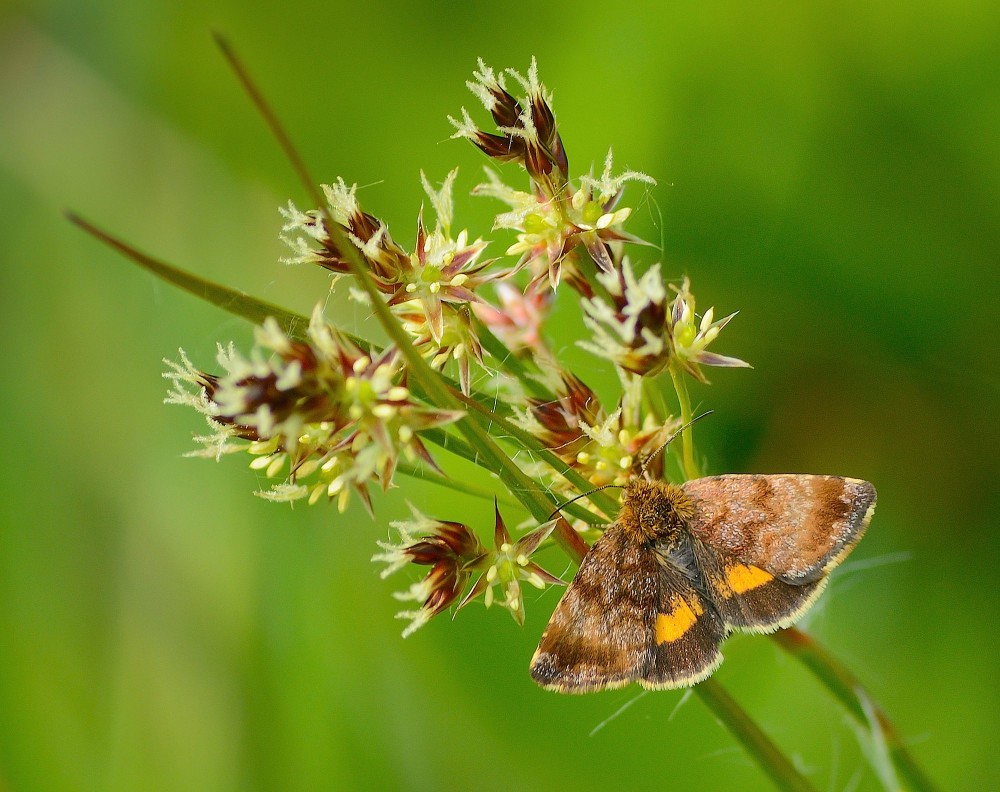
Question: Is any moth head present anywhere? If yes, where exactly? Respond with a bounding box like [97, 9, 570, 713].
[620, 478, 693, 542]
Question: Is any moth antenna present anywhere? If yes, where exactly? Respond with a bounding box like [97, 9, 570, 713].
[546, 484, 622, 523]
[639, 410, 714, 479]
[213, 32, 326, 211]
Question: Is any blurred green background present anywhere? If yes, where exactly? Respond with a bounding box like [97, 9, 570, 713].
[1, 1, 997, 790]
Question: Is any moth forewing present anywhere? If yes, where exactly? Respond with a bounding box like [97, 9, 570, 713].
[529, 523, 657, 693]
[682, 474, 877, 583]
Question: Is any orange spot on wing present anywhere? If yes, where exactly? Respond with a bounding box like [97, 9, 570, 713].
[724, 563, 773, 594]
[655, 595, 703, 644]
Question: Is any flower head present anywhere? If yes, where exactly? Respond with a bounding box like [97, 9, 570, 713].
[279, 178, 410, 286]
[473, 150, 655, 291]
[164, 304, 462, 512]
[449, 58, 568, 196]
[450, 58, 655, 291]
[281, 171, 508, 393]
[405, 171, 499, 316]
[581, 262, 750, 381]
[471, 281, 553, 355]
[580, 257, 672, 376]
[373, 503, 563, 635]
[461, 505, 564, 627]
[373, 506, 488, 637]
[517, 370, 679, 488]
[666, 277, 751, 383]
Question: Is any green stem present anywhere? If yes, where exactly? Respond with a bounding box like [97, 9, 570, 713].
[696, 680, 819, 792]
[640, 376, 670, 423]
[394, 460, 520, 509]
[453, 393, 620, 520]
[417, 427, 605, 529]
[772, 629, 940, 792]
[668, 366, 700, 480]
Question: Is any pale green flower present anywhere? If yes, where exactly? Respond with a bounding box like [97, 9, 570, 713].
[580, 262, 750, 381]
[459, 505, 564, 627]
[473, 149, 654, 289]
[667, 277, 751, 383]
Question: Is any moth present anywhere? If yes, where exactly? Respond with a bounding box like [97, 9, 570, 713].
[530, 474, 876, 692]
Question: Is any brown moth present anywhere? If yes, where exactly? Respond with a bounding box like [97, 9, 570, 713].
[530, 474, 876, 693]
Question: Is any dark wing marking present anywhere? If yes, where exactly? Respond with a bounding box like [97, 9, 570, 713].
[683, 474, 876, 583]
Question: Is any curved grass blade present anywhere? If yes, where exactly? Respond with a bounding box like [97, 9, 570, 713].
[66, 212, 311, 339]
